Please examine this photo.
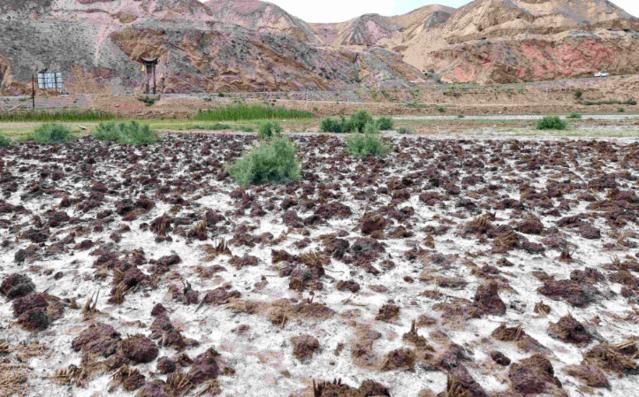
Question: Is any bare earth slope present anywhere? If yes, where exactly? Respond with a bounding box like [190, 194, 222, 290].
[0, 0, 423, 95]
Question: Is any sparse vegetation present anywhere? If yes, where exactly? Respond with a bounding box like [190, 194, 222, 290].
[28, 124, 73, 144]
[567, 112, 582, 119]
[191, 123, 233, 130]
[0, 110, 114, 122]
[363, 121, 380, 134]
[93, 121, 160, 145]
[537, 116, 567, 131]
[398, 127, 411, 135]
[227, 138, 301, 187]
[0, 134, 11, 147]
[258, 121, 283, 140]
[437, 106, 446, 113]
[346, 133, 391, 158]
[194, 104, 313, 122]
[580, 98, 636, 106]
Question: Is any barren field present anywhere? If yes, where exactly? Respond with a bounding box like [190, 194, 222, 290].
[1, 133, 639, 397]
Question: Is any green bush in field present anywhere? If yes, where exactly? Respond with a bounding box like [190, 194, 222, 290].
[320, 117, 346, 133]
[258, 121, 283, 140]
[29, 124, 73, 144]
[398, 127, 411, 135]
[536, 116, 567, 131]
[227, 138, 301, 187]
[320, 112, 393, 133]
[350, 110, 374, 133]
[618, 107, 626, 113]
[93, 121, 160, 145]
[567, 112, 582, 119]
[376, 117, 394, 131]
[0, 134, 11, 147]
[346, 133, 390, 158]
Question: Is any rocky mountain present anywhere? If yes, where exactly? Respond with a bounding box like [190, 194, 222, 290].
[406, 0, 639, 82]
[0, 0, 424, 95]
[1, 0, 638, 94]
[205, 0, 318, 43]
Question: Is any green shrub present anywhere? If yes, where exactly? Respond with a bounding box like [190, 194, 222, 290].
[618, 107, 626, 113]
[240, 126, 254, 133]
[195, 104, 313, 121]
[376, 117, 394, 131]
[363, 121, 380, 134]
[258, 121, 283, 140]
[0, 134, 11, 147]
[227, 138, 301, 187]
[567, 112, 582, 119]
[29, 124, 73, 144]
[398, 127, 411, 135]
[350, 110, 374, 133]
[346, 133, 390, 158]
[437, 106, 446, 113]
[536, 116, 567, 131]
[320, 117, 346, 133]
[574, 90, 583, 100]
[628, 99, 637, 106]
[93, 121, 160, 145]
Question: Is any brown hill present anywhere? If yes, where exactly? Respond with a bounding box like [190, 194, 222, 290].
[205, 0, 319, 43]
[1, 0, 638, 94]
[0, 0, 424, 95]
[401, 0, 639, 82]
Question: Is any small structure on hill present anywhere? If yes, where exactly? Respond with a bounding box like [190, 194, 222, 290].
[140, 58, 158, 95]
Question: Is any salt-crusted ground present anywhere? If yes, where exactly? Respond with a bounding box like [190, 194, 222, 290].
[1, 134, 638, 397]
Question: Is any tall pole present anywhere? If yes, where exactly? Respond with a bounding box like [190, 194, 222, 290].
[31, 73, 36, 110]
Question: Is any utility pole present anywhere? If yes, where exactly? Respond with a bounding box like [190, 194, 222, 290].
[31, 73, 36, 110]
